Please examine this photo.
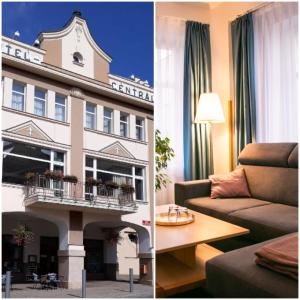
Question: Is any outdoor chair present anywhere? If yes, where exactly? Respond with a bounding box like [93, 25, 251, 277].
[48, 273, 60, 289]
[40, 274, 50, 290]
[32, 273, 40, 289]
[2, 275, 6, 291]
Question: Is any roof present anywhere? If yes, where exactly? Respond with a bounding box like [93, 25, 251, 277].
[37, 11, 112, 63]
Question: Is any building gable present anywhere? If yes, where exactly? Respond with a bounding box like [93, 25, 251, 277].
[39, 12, 111, 82]
[5, 121, 53, 142]
[100, 142, 135, 159]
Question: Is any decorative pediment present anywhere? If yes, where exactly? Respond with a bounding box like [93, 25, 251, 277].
[5, 121, 53, 142]
[100, 142, 135, 159]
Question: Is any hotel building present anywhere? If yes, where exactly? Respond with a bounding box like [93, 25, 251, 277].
[1, 11, 154, 288]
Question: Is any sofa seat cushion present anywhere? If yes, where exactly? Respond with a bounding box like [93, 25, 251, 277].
[229, 204, 298, 242]
[185, 197, 271, 220]
[206, 233, 298, 298]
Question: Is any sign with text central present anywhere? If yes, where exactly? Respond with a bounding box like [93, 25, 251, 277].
[109, 77, 153, 102]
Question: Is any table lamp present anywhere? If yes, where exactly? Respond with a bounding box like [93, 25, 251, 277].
[194, 92, 225, 173]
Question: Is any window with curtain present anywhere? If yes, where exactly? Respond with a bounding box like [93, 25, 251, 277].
[12, 81, 25, 111]
[253, 2, 298, 142]
[155, 16, 185, 204]
[55, 94, 66, 122]
[103, 107, 113, 133]
[86, 102, 96, 129]
[120, 112, 129, 137]
[34, 87, 47, 117]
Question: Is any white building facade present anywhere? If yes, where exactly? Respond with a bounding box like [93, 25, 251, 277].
[1, 11, 154, 288]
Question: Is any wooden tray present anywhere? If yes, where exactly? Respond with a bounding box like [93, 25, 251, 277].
[156, 212, 194, 226]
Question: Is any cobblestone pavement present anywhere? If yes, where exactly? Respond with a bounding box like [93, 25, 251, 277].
[2, 281, 154, 298]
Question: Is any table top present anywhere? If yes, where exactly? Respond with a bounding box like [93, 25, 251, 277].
[156, 204, 249, 254]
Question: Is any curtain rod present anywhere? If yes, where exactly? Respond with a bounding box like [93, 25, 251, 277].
[236, 2, 274, 18]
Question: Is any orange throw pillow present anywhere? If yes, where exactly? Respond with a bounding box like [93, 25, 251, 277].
[209, 168, 251, 199]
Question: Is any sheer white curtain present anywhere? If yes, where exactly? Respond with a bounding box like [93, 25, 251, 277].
[253, 2, 298, 142]
[155, 16, 185, 205]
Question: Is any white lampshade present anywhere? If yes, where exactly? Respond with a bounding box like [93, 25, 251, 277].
[194, 93, 225, 123]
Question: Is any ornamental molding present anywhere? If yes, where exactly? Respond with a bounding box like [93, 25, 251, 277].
[5, 120, 53, 142]
[70, 87, 84, 99]
[99, 141, 135, 159]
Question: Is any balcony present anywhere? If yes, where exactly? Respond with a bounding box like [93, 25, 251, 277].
[24, 175, 137, 214]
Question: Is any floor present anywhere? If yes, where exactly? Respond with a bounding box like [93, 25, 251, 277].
[2, 281, 153, 298]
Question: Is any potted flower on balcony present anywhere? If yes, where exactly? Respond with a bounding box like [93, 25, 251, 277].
[85, 177, 98, 187]
[120, 183, 135, 194]
[24, 172, 36, 183]
[44, 170, 64, 181]
[105, 181, 119, 190]
[13, 224, 34, 246]
[63, 175, 78, 184]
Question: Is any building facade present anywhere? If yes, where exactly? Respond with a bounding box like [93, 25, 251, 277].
[1, 11, 154, 288]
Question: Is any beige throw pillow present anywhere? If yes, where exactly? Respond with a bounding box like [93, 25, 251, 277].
[209, 168, 251, 199]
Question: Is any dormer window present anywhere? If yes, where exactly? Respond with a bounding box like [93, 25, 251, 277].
[73, 52, 83, 66]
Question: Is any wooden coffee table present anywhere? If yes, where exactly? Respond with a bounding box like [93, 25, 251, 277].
[156, 205, 249, 297]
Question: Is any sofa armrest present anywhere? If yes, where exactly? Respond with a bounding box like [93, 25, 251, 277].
[174, 179, 211, 207]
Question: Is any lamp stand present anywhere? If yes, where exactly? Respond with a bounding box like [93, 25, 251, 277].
[207, 122, 214, 175]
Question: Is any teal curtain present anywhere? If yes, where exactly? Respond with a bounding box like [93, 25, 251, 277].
[183, 21, 212, 181]
[231, 13, 256, 165]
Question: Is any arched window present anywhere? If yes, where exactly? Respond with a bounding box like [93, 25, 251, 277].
[73, 52, 83, 65]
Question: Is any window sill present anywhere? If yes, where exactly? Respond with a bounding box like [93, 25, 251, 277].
[2, 106, 70, 126]
[73, 61, 84, 67]
[84, 127, 148, 145]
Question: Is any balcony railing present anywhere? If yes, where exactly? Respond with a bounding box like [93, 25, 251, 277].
[24, 175, 137, 212]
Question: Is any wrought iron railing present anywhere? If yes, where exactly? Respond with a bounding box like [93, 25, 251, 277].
[25, 175, 136, 210]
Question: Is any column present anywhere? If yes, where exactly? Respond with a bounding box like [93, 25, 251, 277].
[3, 77, 12, 108]
[70, 95, 84, 182]
[139, 253, 153, 284]
[104, 240, 118, 280]
[58, 211, 85, 289]
[144, 117, 149, 143]
[48, 90, 55, 119]
[97, 105, 104, 131]
[113, 109, 120, 135]
[26, 84, 35, 114]
[129, 114, 136, 139]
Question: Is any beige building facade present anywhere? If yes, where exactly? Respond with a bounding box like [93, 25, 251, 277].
[2, 11, 154, 288]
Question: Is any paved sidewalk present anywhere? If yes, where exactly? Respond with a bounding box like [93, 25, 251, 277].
[2, 281, 153, 298]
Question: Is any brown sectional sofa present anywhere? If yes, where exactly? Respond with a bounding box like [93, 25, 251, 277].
[175, 143, 298, 297]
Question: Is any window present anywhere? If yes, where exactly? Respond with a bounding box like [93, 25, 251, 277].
[34, 88, 46, 116]
[135, 167, 144, 201]
[120, 112, 129, 137]
[86, 102, 96, 129]
[12, 81, 25, 111]
[55, 94, 66, 122]
[136, 117, 145, 141]
[73, 52, 83, 65]
[85, 157, 145, 201]
[2, 140, 64, 185]
[253, 3, 298, 142]
[103, 108, 113, 134]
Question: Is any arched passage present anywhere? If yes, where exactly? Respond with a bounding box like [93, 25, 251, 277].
[2, 212, 61, 282]
[83, 220, 151, 282]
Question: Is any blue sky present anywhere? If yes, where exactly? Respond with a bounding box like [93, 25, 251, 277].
[2, 2, 154, 85]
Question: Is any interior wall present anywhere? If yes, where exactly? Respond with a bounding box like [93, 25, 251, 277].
[156, 2, 260, 178]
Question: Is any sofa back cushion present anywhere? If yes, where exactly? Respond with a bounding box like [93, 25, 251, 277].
[238, 143, 298, 207]
[238, 165, 298, 207]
